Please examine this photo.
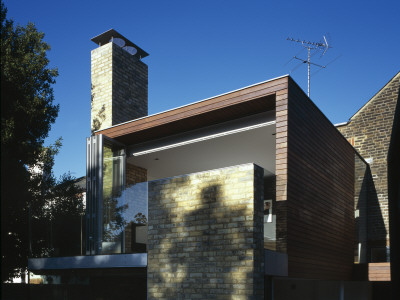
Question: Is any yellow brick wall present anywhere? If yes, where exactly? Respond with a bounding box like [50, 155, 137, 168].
[147, 164, 264, 299]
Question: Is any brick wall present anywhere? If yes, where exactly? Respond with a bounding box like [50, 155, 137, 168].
[388, 76, 400, 292]
[91, 43, 113, 133]
[337, 73, 400, 251]
[112, 44, 148, 125]
[354, 154, 369, 263]
[126, 163, 147, 186]
[91, 42, 148, 133]
[147, 164, 264, 300]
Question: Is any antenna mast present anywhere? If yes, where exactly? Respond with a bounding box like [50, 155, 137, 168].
[287, 36, 330, 97]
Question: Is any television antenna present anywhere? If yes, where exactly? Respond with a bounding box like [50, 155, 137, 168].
[287, 36, 331, 97]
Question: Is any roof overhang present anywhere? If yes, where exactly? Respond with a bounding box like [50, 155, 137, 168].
[96, 76, 289, 145]
[128, 112, 277, 180]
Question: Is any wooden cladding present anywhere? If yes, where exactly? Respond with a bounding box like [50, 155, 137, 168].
[95, 73, 360, 281]
[368, 262, 391, 281]
[275, 89, 289, 254]
[286, 78, 356, 280]
[96, 78, 288, 144]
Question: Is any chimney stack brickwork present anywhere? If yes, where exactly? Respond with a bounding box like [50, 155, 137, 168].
[91, 43, 113, 133]
[91, 42, 148, 133]
[112, 43, 148, 125]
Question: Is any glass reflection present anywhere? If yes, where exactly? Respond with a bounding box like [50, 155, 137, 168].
[101, 144, 125, 254]
[264, 176, 276, 251]
[100, 143, 148, 254]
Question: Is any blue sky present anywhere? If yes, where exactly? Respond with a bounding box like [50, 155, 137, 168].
[4, 0, 400, 178]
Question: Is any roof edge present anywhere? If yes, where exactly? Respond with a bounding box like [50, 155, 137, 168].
[349, 71, 400, 121]
[95, 74, 289, 134]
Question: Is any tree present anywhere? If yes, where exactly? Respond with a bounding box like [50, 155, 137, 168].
[29, 144, 85, 259]
[1, 1, 83, 281]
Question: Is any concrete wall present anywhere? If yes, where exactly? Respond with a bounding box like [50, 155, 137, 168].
[147, 164, 264, 300]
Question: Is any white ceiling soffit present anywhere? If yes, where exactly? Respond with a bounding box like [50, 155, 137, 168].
[131, 121, 275, 156]
[129, 111, 275, 156]
[127, 111, 276, 181]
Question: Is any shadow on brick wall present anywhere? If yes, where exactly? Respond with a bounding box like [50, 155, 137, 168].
[365, 166, 387, 261]
[148, 174, 262, 299]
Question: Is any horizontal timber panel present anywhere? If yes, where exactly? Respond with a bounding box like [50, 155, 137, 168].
[98, 79, 288, 143]
[286, 78, 356, 280]
[368, 262, 391, 281]
[287, 164, 354, 215]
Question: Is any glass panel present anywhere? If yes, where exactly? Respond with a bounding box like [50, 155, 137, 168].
[99, 142, 149, 254]
[123, 182, 148, 253]
[263, 175, 276, 250]
[86, 135, 149, 255]
[100, 181, 149, 254]
[354, 153, 368, 263]
[100, 142, 125, 254]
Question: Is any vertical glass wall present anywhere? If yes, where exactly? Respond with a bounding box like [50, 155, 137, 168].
[100, 179, 149, 255]
[122, 182, 148, 253]
[99, 140, 149, 254]
[264, 175, 277, 251]
[86, 135, 149, 255]
[100, 142, 125, 254]
[354, 153, 368, 263]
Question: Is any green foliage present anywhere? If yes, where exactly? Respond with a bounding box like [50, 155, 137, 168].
[1, 1, 84, 282]
[134, 212, 147, 225]
[30, 171, 85, 259]
[1, 2, 59, 165]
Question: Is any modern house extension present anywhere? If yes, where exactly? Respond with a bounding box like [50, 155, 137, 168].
[28, 29, 399, 300]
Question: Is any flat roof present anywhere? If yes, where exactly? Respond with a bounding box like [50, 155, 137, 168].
[96, 75, 289, 145]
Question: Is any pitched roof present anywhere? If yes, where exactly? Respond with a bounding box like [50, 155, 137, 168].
[349, 71, 400, 121]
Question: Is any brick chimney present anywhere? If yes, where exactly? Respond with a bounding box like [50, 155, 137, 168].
[90, 29, 148, 133]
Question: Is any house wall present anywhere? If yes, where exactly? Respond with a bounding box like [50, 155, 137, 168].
[286, 79, 356, 280]
[275, 88, 289, 254]
[126, 163, 147, 186]
[147, 164, 264, 300]
[112, 44, 148, 125]
[91, 43, 113, 132]
[337, 72, 400, 255]
[354, 154, 369, 264]
[91, 42, 148, 133]
[388, 81, 400, 293]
